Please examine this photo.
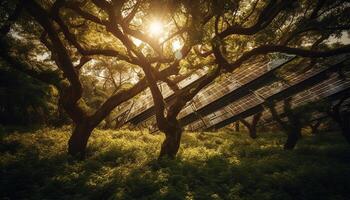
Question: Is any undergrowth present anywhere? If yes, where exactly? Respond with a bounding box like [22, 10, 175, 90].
[0, 127, 349, 200]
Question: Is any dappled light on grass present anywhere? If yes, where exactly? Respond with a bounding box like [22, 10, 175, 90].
[1, 128, 350, 199]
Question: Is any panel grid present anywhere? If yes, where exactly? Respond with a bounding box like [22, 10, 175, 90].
[258, 74, 350, 124]
[189, 71, 349, 131]
[185, 56, 349, 131]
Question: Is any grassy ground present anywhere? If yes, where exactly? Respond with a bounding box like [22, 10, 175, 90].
[0, 127, 349, 200]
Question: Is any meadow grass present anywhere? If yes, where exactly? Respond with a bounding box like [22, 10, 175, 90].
[0, 127, 349, 200]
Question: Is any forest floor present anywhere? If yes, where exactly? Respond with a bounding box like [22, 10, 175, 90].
[0, 127, 349, 200]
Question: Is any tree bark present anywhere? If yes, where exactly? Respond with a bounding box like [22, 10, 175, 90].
[159, 121, 183, 159]
[68, 122, 93, 158]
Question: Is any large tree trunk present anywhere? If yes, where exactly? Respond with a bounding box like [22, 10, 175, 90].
[159, 123, 183, 159]
[284, 128, 301, 150]
[68, 122, 93, 158]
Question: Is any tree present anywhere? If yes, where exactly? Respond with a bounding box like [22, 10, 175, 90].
[266, 92, 350, 150]
[0, 1, 62, 125]
[5, 0, 350, 158]
[240, 112, 262, 139]
[267, 98, 304, 149]
[308, 120, 322, 135]
[327, 97, 350, 143]
[141, 0, 350, 158]
[6, 0, 163, 158]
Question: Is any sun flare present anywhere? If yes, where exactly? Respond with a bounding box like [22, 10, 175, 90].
[172, 39, 182, 51]
[148, 21, 163, 37]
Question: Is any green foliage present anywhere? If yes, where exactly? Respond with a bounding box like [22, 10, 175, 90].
[1, 128, 349, 200]
[0, 65, 57, 125]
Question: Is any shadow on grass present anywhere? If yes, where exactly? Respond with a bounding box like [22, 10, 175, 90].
[1, 130, 350, 200]
[96, 136, 350, 200]
[0, 124, 46, 135]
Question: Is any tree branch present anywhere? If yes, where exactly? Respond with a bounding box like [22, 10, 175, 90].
[219, 0, 292, 38]
[22, 0, 86, 123]
[226, 44, 350, 71]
